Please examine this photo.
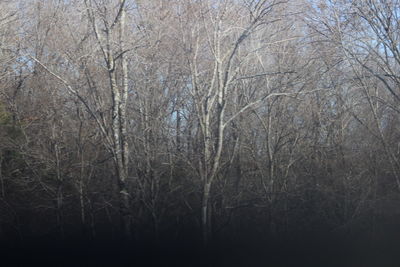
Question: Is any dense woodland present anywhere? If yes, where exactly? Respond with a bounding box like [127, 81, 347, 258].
[1, 0, 400, 265]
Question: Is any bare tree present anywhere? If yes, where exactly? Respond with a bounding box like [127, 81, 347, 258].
[176, 0, 301, 244]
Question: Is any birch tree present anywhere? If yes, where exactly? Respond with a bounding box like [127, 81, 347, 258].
[84, 0, 132, 237]
[178, 0, 295, 244]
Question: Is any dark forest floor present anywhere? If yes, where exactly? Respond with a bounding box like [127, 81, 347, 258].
[2, 231, 400, 267]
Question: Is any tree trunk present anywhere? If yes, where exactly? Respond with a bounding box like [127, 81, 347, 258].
[119, 0, 131, 239]
[201, 181, 212, 245]
[0, 153, 4, 198]
[56, 184, 64, 239]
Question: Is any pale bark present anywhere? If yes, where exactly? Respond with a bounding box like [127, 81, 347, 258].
[83, 0, 132, 237]
[189, 0, 299, 244]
